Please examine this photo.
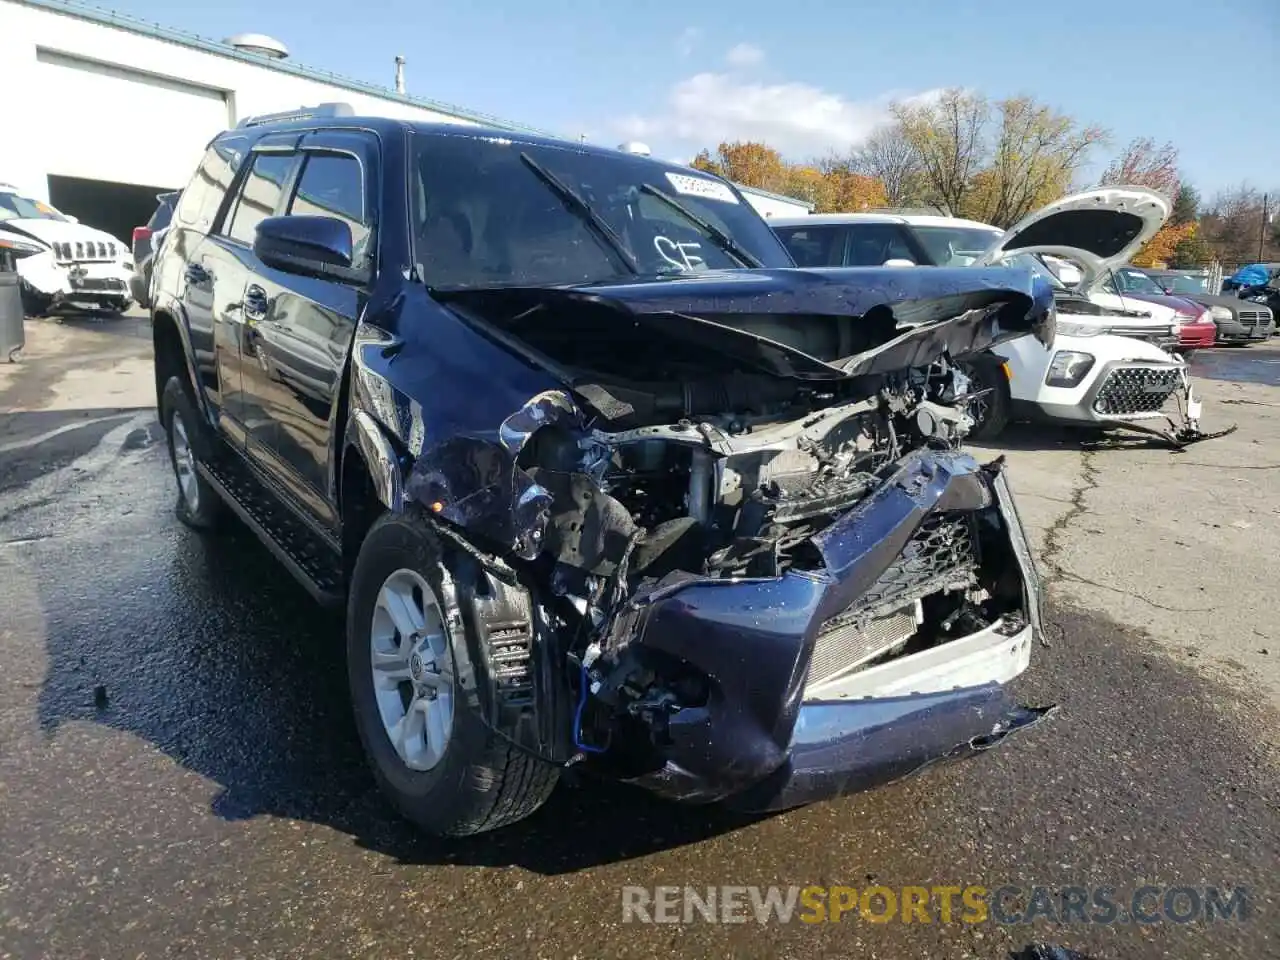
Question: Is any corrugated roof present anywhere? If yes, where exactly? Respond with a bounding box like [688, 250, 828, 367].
[9, 0, 556, 136]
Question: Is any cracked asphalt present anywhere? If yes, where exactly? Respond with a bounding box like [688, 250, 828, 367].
[0, 318, 1277, 959]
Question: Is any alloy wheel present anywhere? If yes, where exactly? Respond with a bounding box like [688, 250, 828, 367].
[369, 568, 455, 772]
[170, 412, 200, 513]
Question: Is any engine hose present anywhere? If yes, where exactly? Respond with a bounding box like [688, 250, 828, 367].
[573, 661, 609, 754]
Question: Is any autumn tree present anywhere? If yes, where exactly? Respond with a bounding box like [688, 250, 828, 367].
[1202, 185, 1277, 264]
[845, 124, 924, 207]
[968, 96, 1106, 227]
[891, 89, 988, 216]
[1100, 138, 1180, 199]
[691, 141, 788, 194]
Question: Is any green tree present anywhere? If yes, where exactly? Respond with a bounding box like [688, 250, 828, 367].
[1171, 184, 1199, 225]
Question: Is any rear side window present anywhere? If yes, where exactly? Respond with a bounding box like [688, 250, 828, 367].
[775, 226, 846, 267]
[226, 152, 297, 245]
[176, 138, 246, 231]
[288, 153, 372, 263]
[844, 223, 916, 266]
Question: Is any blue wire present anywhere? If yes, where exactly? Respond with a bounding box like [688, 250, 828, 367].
[573, 660, 607, 754]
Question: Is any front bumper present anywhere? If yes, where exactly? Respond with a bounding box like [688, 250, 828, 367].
[1215, 316, 1274, 342]
[616, 451, 1052, 810]
[17, 252, 133, 309]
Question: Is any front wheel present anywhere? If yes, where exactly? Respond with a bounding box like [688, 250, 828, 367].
[346, 512, 559, 837]
[959, 356, 1012, 441]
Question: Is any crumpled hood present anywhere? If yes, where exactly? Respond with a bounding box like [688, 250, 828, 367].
[0, 217, 127, 253]
[438, 265, 1055, 384]
[977, 186, 1170, 294]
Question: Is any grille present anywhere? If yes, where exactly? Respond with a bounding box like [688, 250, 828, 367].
[1238, 309, 1271, 327]
[807, 603, 919, 690]
[829, 512, 980, 628]
[1092, 366, 1181, 417]
[57, 240, 116, 262]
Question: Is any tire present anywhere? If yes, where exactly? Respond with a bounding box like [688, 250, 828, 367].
[160, 375, 223, 530]
[18, 281, 52, 319]
[346, 512, 559, 837]
[960, 356, 1012, 441]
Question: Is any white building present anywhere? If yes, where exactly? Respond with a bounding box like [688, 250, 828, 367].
[0, 0, 550, 243]
[1, 0, 812, 243]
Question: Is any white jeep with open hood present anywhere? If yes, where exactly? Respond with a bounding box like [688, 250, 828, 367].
[0, 184, 134, 316]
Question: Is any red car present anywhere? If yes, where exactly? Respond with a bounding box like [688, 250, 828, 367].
[1108, 269, 1216, 351]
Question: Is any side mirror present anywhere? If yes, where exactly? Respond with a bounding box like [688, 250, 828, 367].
[883, 258, 915, 268]
[253, 215, 366, 283]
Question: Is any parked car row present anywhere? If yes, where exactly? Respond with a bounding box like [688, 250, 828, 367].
[771, 187, 1219, 443]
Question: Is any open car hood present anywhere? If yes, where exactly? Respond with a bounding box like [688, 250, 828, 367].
[436, 265, 1054, 391]
[976, 186, 1170, 294]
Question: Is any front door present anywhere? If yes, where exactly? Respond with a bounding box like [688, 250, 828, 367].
[237, 131, 377, 531]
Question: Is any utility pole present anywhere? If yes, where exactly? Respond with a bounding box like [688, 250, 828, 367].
[1260, 192, 1270, 262]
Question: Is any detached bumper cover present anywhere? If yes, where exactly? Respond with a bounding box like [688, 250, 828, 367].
[619, 450, 1052, 808]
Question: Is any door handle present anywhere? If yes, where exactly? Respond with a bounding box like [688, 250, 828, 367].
[185, 263, 210, 284]
[243, 284, 269, 322]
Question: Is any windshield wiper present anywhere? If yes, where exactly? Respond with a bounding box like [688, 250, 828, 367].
[639, 183, 764, 268]
[518, 152, 639, 275]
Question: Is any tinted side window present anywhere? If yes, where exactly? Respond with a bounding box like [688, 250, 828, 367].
[176, 139, 247, 231]
[844, 223, 917, 266]
[289, 153, 372, 263]
[775, 225, 847, 267]
[226, 153, 296, 245]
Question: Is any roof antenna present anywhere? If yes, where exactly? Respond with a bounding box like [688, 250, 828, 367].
[394, 55, 406, 95]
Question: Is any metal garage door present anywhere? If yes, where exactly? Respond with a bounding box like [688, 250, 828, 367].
[33, 49, 231, 190]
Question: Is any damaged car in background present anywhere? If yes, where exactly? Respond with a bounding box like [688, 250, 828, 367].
[150, 110, 1056, 837]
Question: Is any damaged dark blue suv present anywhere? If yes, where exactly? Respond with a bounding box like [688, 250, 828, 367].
[150, 103, 1057, 837]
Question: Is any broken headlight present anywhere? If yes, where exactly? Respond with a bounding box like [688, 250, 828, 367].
[1045, 350, 1095, 388]
[0, 237, 46, 259]
[1054, 320, 1102, 338]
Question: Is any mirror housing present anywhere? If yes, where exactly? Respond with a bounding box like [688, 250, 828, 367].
[883, 258, 915, 268]
[253, 215, 368, 283]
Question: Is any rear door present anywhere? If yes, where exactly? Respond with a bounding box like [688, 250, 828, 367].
[205, 135, 303, 452]
[168, 136, 248, 428]
[238, 130, 377, 530]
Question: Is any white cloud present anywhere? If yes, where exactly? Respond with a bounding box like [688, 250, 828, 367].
[675, 27, 701, 59]
[616, 71, 946, 159]
[725, 43, 765, 68]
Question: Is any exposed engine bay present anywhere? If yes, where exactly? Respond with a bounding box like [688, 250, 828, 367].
[409, 270, 1056, 806]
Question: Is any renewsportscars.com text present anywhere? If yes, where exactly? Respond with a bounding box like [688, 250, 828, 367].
[620, 884, 1252, 925]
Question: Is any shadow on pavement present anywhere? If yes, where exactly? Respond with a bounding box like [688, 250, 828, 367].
[33, 510, 766, 874]
[0, 406, 151, 491]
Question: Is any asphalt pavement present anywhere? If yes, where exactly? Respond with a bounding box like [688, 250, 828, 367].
[0, 318, 1276, 959]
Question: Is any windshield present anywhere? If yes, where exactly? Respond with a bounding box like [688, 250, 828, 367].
[1112, 268, 1166, 295]
[1166, 274, 1208, 294]
[1002, 252, 1068, 290]
[409, 133, 792, 289]
[912, 225, 1002, 266]
[0, 191, 67, 223]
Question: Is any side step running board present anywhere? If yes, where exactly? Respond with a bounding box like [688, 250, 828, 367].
[198, 461, 345, 610]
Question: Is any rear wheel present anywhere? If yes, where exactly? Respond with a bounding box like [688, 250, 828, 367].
[347, 512, 559, 837]
[959, 356, 1012, 441]
[161, 376, 223, 530]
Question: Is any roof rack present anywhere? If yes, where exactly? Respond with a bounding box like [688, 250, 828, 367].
[235, 102, 355, 129]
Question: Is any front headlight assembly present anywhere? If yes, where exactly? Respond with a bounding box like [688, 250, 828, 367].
[0, 237, 48, 259]
[1045, 350, 1096, 388]
[1209, 305, 1233, 321]
[1053, 319, 1103, 338]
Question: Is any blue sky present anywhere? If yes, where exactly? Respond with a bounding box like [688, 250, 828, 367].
[101, 0, 1277, 198]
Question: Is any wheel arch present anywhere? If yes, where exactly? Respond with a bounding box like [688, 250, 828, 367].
[151, 306, 209, 421]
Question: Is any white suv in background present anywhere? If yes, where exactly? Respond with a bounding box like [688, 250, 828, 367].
[0, 183, 135, 316]
[770, 188, 1208, 444]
